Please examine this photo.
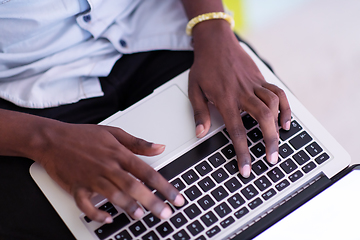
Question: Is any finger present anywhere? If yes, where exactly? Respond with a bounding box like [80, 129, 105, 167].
[245, 96, 279, 165]
[217, 100, 252, 178]
[116, 146, 185, 208]
[102, 126, 166, 156]
[93, 177, 144, 220]
[263, 83, 292, 130]
[108, 166, 175, 220]
[188, 80, 211, 138]
[73, 187, 113, 224]
[254, 87, 280, 127]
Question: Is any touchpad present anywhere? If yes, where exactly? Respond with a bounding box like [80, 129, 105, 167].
[106, 85, 196, 166]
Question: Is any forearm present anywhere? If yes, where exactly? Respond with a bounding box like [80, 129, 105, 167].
[0, 109, 51, 161]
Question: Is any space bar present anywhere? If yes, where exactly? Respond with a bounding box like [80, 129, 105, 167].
[158, 132, 229, 181]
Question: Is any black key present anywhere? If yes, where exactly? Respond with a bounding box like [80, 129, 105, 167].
[222, 144, 236, 159]
[250, 142, 266, 158]
[289, 170, 303, 182]
[197, 195, 215, 210]
[211, 186, 229, 201]
[279, 143, 294, 159]
[262, 188, 277, 200]
[143, 213, 160, 228]
[170, 212, 188, 228]
[305, 142, 323, 157]
[241, 184, 258, 200]
[280, 159, 298, 174]
[267, 167, 285, 183]
[84, 216, 92, 223]
[171, 178, 186, 191]
[220, 216, 235, 229]
[223, 128, 230, 138]
[107, 207, 118, 217]
[200, 211, 218, 227]
[211, 168, 229, 183]
[289, 131, 313, 150]
[302, 161, 317, 173]
[94, 213, 131, 240]
[158, 132, 228, 181]
[315, 152, 330, 165]
[114, 230, 132, 240]
[247, 128, 263, 143]
[254, 175, 272, 191]
[234, 207, 249, 219]
[227, 193, 245, 209]
[194, 236, 206, 240]
[208, 152, 226, 168]
[99, 202, 114, 211]
[184, 204, 201, 219]
[206, 226, 221, 238]
[224, 177, 242, 193]
[238, 172, 255, 185]
[198, 176, 216, 192]
[279, 120, 302, 141]
[173, 229, 190, 240]
[252, 160, 269, 175]
[129, 221, 146, 237]
[142, 231, 159, 240]
[187, 220, 204, 236]
[184, 185, 202, 201]
[181, 169, 199, 185]
[214, 202, 232, 218]
[248, 197, 263, 210]
[195, 161, 213, 176]
[156, 222, 174, 238]
[293, 150, 310, 165]
[224, 159, 239, 175]
[242, 114, 258, 130]
[275, 179, 290, 191]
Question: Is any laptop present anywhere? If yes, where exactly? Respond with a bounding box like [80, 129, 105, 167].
[30, 42, 351, 240]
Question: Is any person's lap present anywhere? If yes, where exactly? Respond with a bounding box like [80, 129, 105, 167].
[0, 50, 194, 240]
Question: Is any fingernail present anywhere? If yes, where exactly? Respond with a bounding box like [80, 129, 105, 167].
[285, 120, 291, 130]
[104, 216, 113, 224]
[241, 165, 251, 178]
[152, 144, 165, 150]
[196, 124, 205, 138]
[133, 207, 144, 219]
[160, 206, 172, 219]
[173, 194, 185, 207]
[269, 151, 278, 165]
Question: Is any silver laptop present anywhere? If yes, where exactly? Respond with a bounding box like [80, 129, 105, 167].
[30, 42, 351, 240]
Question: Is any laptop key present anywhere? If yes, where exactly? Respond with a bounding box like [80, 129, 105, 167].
[224, 159, 239, 175]
[289, 170, 304, 182]
[234, 207, 249, 219]
[241, 184, 259, 200]
[224, 177, 242, 193]
[142, 231, 159, 240]
[250, 142, 266, 158]
[94, 213, 130, 240]
[211, 168, 229, 183]
[194, 236, 206, 240]
[184, 185, 202, 201]
[247, 128, 263, 143]
[156, 222, 174, 238]
[195, 160, 213, 176]
[170, 212, 188, 228]
[262, 188, 277, 201]
[315, 152, 330, 165]
[248, 197, 263, 210]
[220, 216, 235, 229]
[114, 230, 132, 240]
[280, 159, 298, 174]
[289, 131, 313, 150]
[173, 229, 190, 240]
[254, 175, 272, 192]
[293, 150, 310, 165]
[129, 221, 146, 237]
[187, 220, 205, 236]
[170, 178, 186, 191]
[279, 120, 302, 141]
[302, 161, 317, 173]
[214, 202, 232, 218]
[278, 143, 294, 159]
[252, 160, 269, 175]
[208, 152, 226, 168]
[222, 144, 236, 159]
[143, 213, 160, 228]
[181, 169, 199, 185]
[184, 204, 201, 219]
[211, 186, 229, 201]
[198, 195, 215, 210]
[305, 142, 323, 157]
[238, 172, 255, 184]
[200, 211, 218, 227]
[242, 114, 258, 130]
[267, 167, 285, 183]
[275, 179, 290, 191]
[206, 226, 221, 238]
[227, 193, 245, 209]
[198, 176, 216, 192]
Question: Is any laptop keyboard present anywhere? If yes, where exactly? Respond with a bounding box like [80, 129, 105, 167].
[86, 114, 330, 240]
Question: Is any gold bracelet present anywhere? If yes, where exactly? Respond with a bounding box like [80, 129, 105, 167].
[186, 12, 235, 36]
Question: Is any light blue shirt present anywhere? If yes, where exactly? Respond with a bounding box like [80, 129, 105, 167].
[0, 0, 192, 108]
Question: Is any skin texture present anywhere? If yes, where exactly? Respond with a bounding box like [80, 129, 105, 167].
[0, 0, 291, 224]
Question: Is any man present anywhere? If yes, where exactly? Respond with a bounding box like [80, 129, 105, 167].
[0, 0, 291, 239]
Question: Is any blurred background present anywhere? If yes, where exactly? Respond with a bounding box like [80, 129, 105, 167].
[223, 0, 360, 165]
